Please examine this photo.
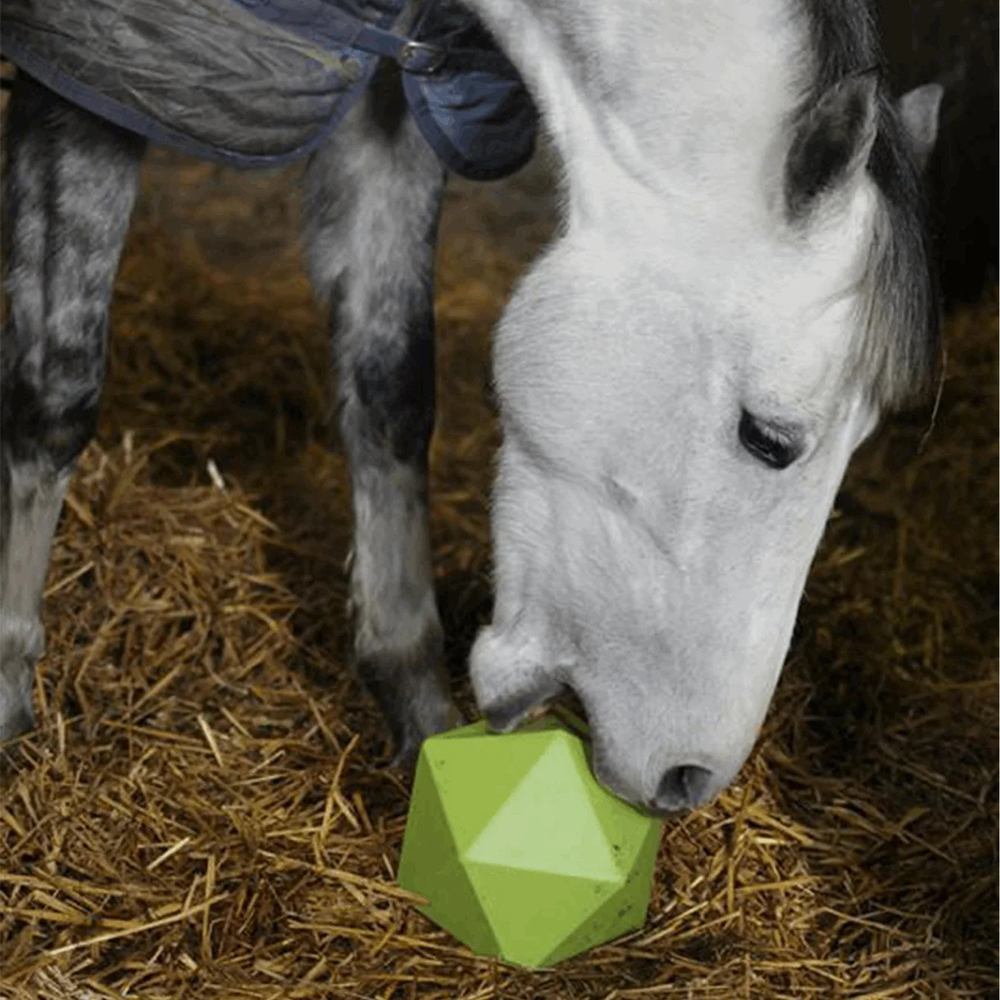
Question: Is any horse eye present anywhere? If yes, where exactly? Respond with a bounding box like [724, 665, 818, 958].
[738, 410, 801, 470]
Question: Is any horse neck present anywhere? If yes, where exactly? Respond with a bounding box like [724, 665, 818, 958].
[467, 0, 808, 234]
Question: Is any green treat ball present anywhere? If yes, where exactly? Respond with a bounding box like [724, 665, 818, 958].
[397, 717, 661, 968]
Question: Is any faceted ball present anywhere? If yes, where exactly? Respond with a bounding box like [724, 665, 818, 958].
[397, 717, 661, 968]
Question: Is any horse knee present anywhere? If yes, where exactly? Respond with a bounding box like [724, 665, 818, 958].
[2, 338, 105, 472]
[344, 308, 435, 465]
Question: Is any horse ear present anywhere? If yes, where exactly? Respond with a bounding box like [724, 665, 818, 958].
[897, 83, 943, 173]
[784, 70, 878, 219]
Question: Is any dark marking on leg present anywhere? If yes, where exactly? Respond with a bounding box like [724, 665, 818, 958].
[352, 294, 435, 464]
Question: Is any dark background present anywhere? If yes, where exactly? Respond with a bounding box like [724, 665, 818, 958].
[881, 0, 998, 304]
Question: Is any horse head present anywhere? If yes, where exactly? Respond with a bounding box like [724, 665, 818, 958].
[468, 0, 942, 812]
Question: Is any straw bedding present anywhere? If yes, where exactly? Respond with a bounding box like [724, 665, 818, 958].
[1, 148, 996, 999]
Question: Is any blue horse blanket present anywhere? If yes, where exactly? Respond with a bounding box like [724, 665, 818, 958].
[0, 0, 537, 180]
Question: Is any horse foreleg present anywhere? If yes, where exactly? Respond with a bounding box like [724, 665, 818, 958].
[303, 66, 456, 760]
[0, 78, 144, 741]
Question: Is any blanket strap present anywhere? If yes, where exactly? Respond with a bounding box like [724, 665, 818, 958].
[243, 0, 514, 78]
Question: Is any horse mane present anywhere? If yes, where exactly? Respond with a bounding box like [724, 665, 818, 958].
[795, 0, 941, 410]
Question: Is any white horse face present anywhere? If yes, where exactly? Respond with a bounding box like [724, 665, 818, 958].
[471, 78, 941, 813]
[472, 227, 875, 811]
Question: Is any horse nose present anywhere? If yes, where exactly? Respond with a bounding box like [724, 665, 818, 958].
[653, 764, 715, 813]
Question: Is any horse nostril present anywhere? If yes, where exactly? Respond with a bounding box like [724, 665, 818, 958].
[654, 764, 714, 813]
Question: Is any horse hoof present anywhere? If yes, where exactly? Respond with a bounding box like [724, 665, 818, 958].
[355, 624, 460, 766]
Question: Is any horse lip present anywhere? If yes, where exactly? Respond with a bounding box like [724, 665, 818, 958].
[482, 682, 564, 733]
